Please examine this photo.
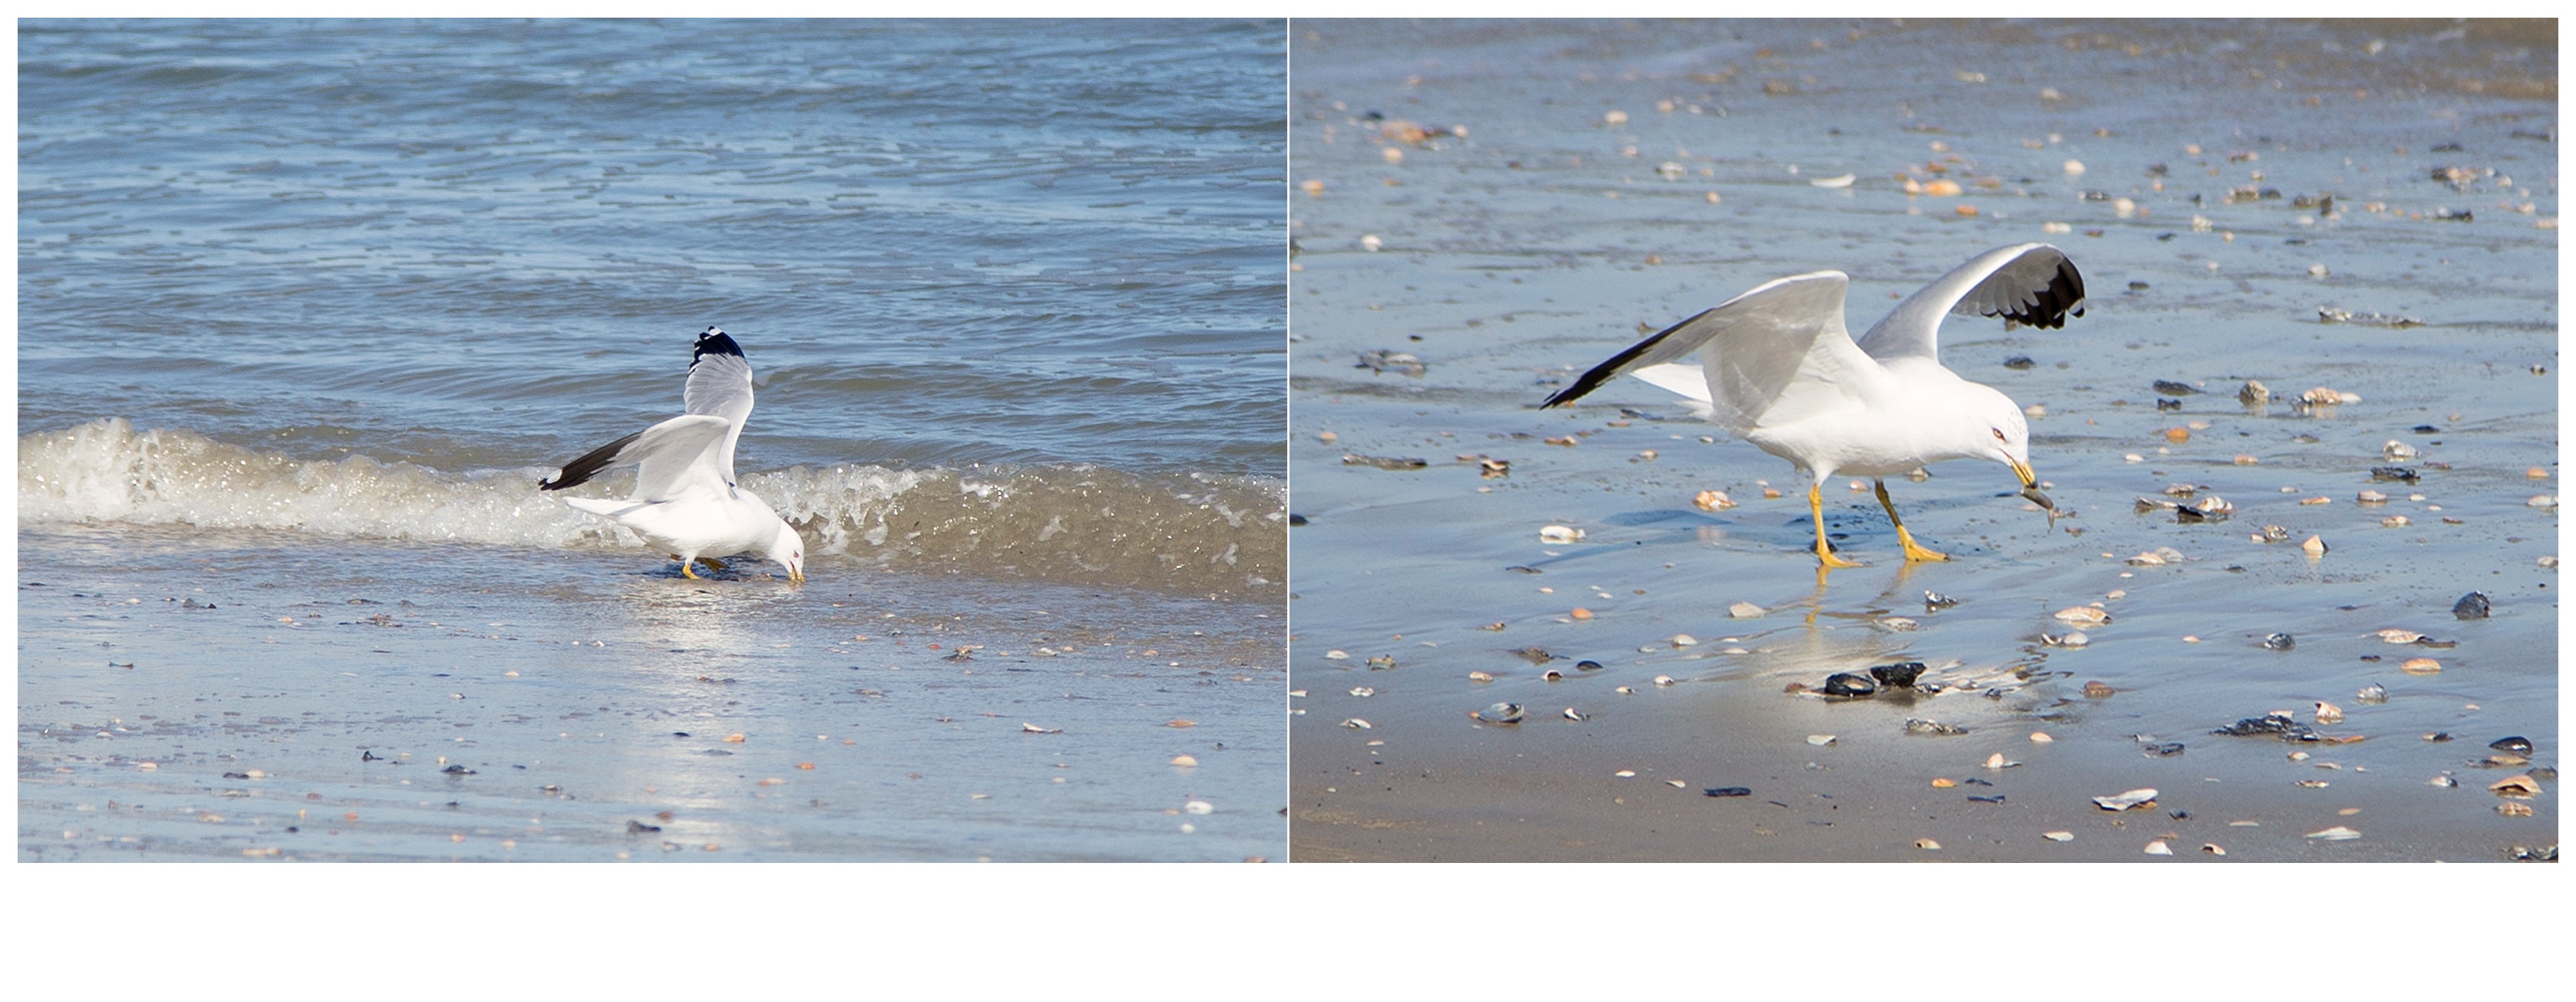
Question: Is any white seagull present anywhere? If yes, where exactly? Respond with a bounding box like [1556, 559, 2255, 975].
[1540, 243, 2084, 569]
[541, 327, 806, 583]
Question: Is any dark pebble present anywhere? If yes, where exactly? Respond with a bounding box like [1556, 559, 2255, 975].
[2490, 736, 2534, 755]
[2369, 466, 2420, 483]
[2262, 633, 2295, 650]
[441, 764, 475, 775]
[1868, 661, 1926, 688]
[223, 772, 250, 780]
[1575, 660, 1604, 671]
[2152, 380, 2201, 395]
[1504, 565, 1542, 575]
[1702, 786, 1752, 798]
[1968, 795, 2006, 803]
[2215, 714, 2321, 742]
[673, 731, 690, 737]
[2142, 742, 2187, 757]
[2003, 355, 2035, 370]
[2427, 731, 2454, 742]
[626, 820, 662, 834]
[2129, 280, 2151, 290]
[2412, 424, 2441, 434]
[1820, 672, 1878, 697]
[1288, 514, 1309, 527]
[2452, 591, 2491, 619]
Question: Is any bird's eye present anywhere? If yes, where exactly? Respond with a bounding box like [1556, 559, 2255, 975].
[1991, 427, 2006, 441]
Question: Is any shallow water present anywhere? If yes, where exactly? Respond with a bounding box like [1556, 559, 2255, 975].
[1287, 19, 2555, 861]
[18, 19, 1287, 861]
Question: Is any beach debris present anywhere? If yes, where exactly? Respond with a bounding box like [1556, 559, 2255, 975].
[2126, 547, 2184, 566]
[2315, 307, 2424, 328]
[1540, 668, 1563, 681]
[2053, 605, 2111, 626]
[2003, 355, 2034, 369]
[2357, 683, 2387, 703]
[1807, 734, 1837, 747]
[1728, 601, 1765, 619]
[2201, 843, 2227, 856]
[2030, 731, 2054, 744]
[2262, 633, 2296, 650]
[2452, 592, 2491, 619]
[1820, 672, 1878, 697]
[1811, 173, 1856, 188]
[1366, 655, 1396, 670]
[1923, 591, 1960, 611]
[2144, 839, 2174, 856]
[2215, 711, 2323, 742]
[1020, 723, 1061, 734]
[1985, 753, 2020, 770]
[2139, 742, 2185, 758]
[1653, 675, 1676, 687]
[1879, 616, 1921, 631]
[1348, 686, 1376, 697]
[2043, 831, 2075, 842]
[1669, 633, 1700, 647]
[1509, 647, 1558, 664]
[2041, 631, 2090, 648]
[2369, 466, 2418, 483]
[2491, 736, 2534, 755]
[2305, 825, 2362, 841]
[1562, 708, 1587, 722]
[2094, 788, 2159, 811]
[1479, 458, 1510, 478]
[1340, 718, 1371, 729]
[2427, 732, 2453, 742]
[1466, 671, 1493, 682]
[1868, 661, 1926, 688]
[2400, 658, 2441, 675]
[1576, 660, 1604, 671]
[1539, 525, 1585, 544]
[2083, 681, 2117, 699]
[2314, 701, 2344, 724]
[2430, 774, 2459, 788]
[1931, 778, 1955, 788]
[1703, 786, 1752, 798]
[2499, 802, 2536, 817]
[1914, 838, 1942, 850]
[2508, 845, 2557, 862]
[2490, 775, 2541, 798]
[1354, 349, 1427, 377]
[2301, 536, 2328, 556]
[1906, 719, 1969, 736]
[1693, 489, 1735, 511]
[1570, 608, 1594, 620]
[1471, 703, 1524, 725]
[2237, 380, 2271, 406]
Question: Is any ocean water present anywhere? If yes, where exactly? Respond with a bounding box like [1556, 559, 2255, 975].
[1287, 19, 2555, 861]
[18, 18, 1287, 862]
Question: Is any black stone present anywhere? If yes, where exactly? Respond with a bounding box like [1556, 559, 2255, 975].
[2152, 380, 2201, 395]
[1575, 660, 1604, 671]
[1702, 786, 1752, 798]
[1820, 672, 1878, 697]
[2003, 355, 2035, 370]
[2452, 591, 2491, 619]
[1868, 661, 1926, 688]
[1287, 514, 1308, 527]
[626, 820, 662, 834]
[2369, 466, 2419, 483]
[2490, 736, 2534, 755]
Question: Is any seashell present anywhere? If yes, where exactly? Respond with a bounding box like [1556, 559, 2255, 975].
[2140, 742, 2186, 758]
[2381, 515, 2411, 527]
[1467, 671, 1494, 682]
[1170, 755, 1198, 767]
[1689, 490, 1735, 513]
[2053, 606, 2112, 625]
[1664, 779, 1686, 789]
[2452, 592, 2491, 619]
[1914, 838, 1941, 850]
[1931, 778, 1956, 788]
[1656, 160, 1686, 179]
[1807, 734, 1837, 746]
[2201, 843, 2226, 856]
[1340, 718, 1371, 729]
[1569, 608, 1593, 620]
[1811, 173, 1857, 188]
[2301, 536, 2327, 556]
[2357, 490, 2388, 504]
[1184, 801, 1214, 815]
[2042, 631, 2090, 648]
[2400, 657, 2441, 675]
[2382, 440, 2418, 460]
[2356, 683, 2387, 703]
[1985, 753, 2020, 770]
[1020, 723, 1061, 734]
[2497, 802, 2535, 817]
[2490, 735, 2534, 754]
[1539, 525, 1586, 544]
[1367, 655, 1396, 670]
[2304, 825, 2361, 841]
[1472, 703, 1524, 724]
[1728, 601, 1765, 619]
[1923, 591, 1961, 610]
[2429, 774, 2458, 787]
[1615, 686, 1635, 694]
[1540, 668, 1563, 681]
[2030, 731, 2054, 744]
[1576, 659, 1604, 671]
[1880, 617, 1919, 631]
[2376, 629, 2424, 644]
[1324, 650, 1351, 660]
[2083, 681, 2117, 698]
[2126, 551, 2167, 566]
[1906, 719, 1969, 736]
[1562, 708, 1587, 722]
[2262, 633, 2296, 650]
[2530, 494, 2558, 508]
[1349, 687, 1376, 697]
[2042, 831, 2075, 842]
[2489, 775, 2541, 798]
[2296, 779, 2331, 788]
[2314, 701, 2343, 724]
[2094, 788, 2159, 811]
[1360, 233, 1384, 252]
[2144, 839, 2174, 856]
[1652, 675, 1675, 687]
[1613, 770, 1636, 778]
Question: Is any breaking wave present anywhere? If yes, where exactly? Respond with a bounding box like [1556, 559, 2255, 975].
[18, 418, 1284, 600]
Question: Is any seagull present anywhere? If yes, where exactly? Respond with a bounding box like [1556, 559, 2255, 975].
[540, 327, 806, 583]
[1540, 243, 2084, 569]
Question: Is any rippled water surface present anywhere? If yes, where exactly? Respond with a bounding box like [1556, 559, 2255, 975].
[20, 18, 1286, 862]
[1288, 18, 2555, 862]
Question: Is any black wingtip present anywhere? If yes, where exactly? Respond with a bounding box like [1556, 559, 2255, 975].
[1995, 255, 2087, 330]
[693, 326, 744, 364]
[538, 430, 643, 493]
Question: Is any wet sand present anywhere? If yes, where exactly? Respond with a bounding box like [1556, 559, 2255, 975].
[1288, 20, 2555, 861]
[20, 525, 1283, 861]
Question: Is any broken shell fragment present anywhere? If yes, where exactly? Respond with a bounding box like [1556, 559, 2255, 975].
[1807, 734, 1837, 746]
[2400, 657, 2441, 675]
[2490, 735, 2534, 754]
[2376, 629, 2424, 644]
[1984, 753, 2020, 770]
[2301, 536, 2327, 556]
[1728, 601, 1765, 619]
[2042, 831, 2076, 842]
[2029, 731, 2054, 743]
[1694, 489, 1736, 511]
[2144, 839, 2174, 856]
[2356, 683, 2387, 703]
[2305, 825, 2362, 840]
[2498, 802, 2536, 817]
[2201, 843, 2226, 856]
[2094, 788, 2159, 811]
[1923, 591, 1961, 610]
[2262, 633, 2296, 650]
[1906, 719, 1969, 736]
[2314, 701, 2344, 724]
[2429, 774, 2460, 788]
[2053, 606, 2112, 626]
[2452, 591, 2491, 619]
[1914, 838, 1941, 850]
[2041, 631, 2090, 648]
[1652, 675, 1675, 687]
[1561, 707, 1586, 722]
[2140, 742, 2186, 758]
[1539, 525, 1585, 544]
[1467, 671, 1494, 682]
[1472, 703, 1524, 725]
[2489, 775, 2541, 798]
[1821, 672, 1878, 697]
[1340, 718, 1371, 729]
[2083, 681, 2117, 698]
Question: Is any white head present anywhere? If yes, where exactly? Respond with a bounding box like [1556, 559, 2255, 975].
[1962, 383, 2037, 491]
[765, 516, 807, 583]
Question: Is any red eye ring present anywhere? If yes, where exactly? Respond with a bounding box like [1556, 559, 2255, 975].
[1991, 427, 2006, 441]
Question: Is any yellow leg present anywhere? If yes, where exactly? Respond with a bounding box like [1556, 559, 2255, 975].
[1875, 480, 1950, 562]
[680, 561, 701, 580]
[1809, 483, 1865, 569]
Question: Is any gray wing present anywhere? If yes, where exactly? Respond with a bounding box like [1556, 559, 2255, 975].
[1854, 243, 2085, 363]
[1542, 271, 1892, 438]
[539, 413, 732, 502]
[684, 326, 755, 486]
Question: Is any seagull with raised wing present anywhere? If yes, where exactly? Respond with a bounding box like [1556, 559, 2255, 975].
[540, 327, 806, 583]
[1541, 243, 2084, 569]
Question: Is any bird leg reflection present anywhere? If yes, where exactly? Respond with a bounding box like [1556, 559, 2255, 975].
[1874, 479, 1950, 562]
